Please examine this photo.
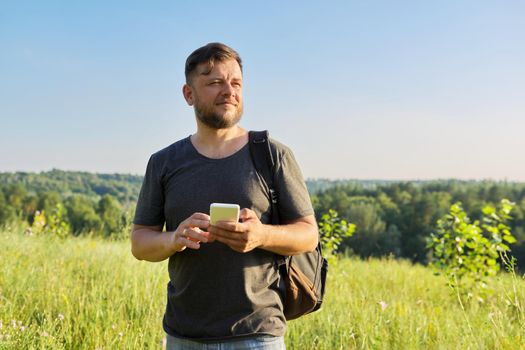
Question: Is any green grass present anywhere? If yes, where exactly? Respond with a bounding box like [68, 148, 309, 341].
[1, 228, 524, 349]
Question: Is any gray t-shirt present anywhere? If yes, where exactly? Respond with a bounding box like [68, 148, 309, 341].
[133, 135, 314, 341]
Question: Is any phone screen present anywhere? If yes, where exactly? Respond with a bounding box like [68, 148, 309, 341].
[210, 203, 240, 225]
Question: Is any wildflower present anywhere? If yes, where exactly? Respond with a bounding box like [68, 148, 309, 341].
[111, 324, 116, 330]
[20, 326, 25, 332]
[378, 300, 388, 311]
[57, 314, 64, 321]
[11, 320, 17, 328]
[118, 332, 123, 337]
[41, 331, 49, 337]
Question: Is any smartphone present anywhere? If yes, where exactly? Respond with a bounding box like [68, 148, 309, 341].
[210, 203, 240, 225]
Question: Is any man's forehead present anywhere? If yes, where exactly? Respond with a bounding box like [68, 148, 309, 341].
[196, 59, 242, 77]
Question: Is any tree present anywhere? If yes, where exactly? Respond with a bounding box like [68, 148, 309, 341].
[65, 196, 102, 234]
[5, 183, 27, 214]
[97, 194, 123, 236]
[0, 190, 17, 226]
[344, 202, 386, 257]
[38, 191, 61, 213]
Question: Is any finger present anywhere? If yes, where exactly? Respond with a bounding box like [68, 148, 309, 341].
[181, 213, 210, 230]
[190, 212, 211, 221]
[212, 221, 244, 232]
[239, 208, 257, 221]
[184, 227, 210, 242]
[209, 225, 242, 239]
[214, 235, 243, 250]
[207, 233, 217, 242]
[208, 226, 229, 239]
[178, 236, 201, 249]
[187, 218, 210, 230]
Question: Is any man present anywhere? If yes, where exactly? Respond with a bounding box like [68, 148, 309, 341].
[131, 42, 318, 349]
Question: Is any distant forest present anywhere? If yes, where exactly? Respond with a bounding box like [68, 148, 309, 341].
[1, 170, 524, 269]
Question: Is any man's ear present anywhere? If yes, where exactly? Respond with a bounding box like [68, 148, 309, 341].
[182, 84, 194, 106]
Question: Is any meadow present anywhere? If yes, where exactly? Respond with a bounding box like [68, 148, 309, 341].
[1, 228, 524, 349]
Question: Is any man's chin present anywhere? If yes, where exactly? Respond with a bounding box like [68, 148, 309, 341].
[216, 117, 242, 129]
[197, 113, 242, 130]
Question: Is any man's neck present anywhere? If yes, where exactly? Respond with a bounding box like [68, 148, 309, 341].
[191, 124, 248, 159]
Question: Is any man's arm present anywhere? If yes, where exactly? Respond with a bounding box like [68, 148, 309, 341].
[260, 215, 319, 255]
[209, 209, 318, 255]
[131, 213, 211, 262]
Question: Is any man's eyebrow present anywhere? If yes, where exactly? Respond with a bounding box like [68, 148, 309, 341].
[205, 76, 242, 81]
[204, 76, 223, 81]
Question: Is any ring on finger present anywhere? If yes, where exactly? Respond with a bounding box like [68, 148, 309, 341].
[182, 228, 187, 237]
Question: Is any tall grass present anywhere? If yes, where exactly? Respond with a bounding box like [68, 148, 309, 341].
[0, 228, 166, 349]
[1, 228, 524, 349]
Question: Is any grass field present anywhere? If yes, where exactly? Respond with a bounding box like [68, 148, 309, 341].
[1, 228, 524, 349]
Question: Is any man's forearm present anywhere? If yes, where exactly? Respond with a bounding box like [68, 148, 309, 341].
[131, 229, 176, 262]
[260, 221, 319, 256]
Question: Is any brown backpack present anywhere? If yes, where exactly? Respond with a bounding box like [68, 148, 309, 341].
[248, 131, 328, 320]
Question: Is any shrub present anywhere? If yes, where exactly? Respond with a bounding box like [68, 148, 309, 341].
[318, 209, 356, 265]
[427, 199, 517, 303]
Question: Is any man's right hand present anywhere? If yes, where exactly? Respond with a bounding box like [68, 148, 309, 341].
[171, 212, 211, 252]
[131, 212, 211, 262]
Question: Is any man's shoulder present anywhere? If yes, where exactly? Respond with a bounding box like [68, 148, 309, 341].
[267, 136, 295, 163]
[150, 136, 192, 163]
[265, 135, 305, 173]
[267, 136, 292, 154]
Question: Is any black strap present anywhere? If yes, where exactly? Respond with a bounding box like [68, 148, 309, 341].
[248, 131, 287, 269]
[248, 130, 279, 225]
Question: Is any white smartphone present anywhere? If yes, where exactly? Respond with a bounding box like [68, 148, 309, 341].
[210, 203, 240, 225]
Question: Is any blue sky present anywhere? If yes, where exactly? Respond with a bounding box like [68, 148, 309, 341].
[1, 1, 524, 180]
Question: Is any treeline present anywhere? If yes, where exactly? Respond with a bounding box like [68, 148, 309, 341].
[1, 171, 524, 268]
[0, 169, 142, 202]
[310, 180, 525, 268]
[0, 170, 142, 238]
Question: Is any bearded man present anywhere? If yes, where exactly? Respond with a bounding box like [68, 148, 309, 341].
[131, 42, 317, 350]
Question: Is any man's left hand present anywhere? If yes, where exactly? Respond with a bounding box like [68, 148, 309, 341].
[209, 208, 267, 253]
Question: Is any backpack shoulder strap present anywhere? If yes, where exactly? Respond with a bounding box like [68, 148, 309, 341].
[248, 130, 279, 224]
[248, 130, 287, 270]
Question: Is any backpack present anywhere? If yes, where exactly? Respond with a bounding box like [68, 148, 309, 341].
[248, 130, 328, 320]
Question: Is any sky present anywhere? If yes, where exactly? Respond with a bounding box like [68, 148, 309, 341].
[1, 1, 524, 181]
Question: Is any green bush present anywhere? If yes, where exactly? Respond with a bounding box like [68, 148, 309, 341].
[427, 199, 517, 303]
[318, 209, 355, 264]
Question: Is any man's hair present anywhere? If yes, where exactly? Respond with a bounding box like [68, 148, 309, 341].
[185, 42, 243, 83]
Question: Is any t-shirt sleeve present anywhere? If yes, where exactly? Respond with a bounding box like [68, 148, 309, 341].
[133, 155, 166, 226]
[274, 147, 314, 222]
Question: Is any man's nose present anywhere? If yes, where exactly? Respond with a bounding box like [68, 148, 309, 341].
[222, 82, 236, 96]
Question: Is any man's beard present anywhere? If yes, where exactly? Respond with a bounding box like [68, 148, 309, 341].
[194, 100, 243, 129]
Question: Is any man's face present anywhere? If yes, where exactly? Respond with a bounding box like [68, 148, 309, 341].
[184, 59, 243, 129]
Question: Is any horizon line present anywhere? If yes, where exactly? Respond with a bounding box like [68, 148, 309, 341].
[1, 168, 524, 184]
